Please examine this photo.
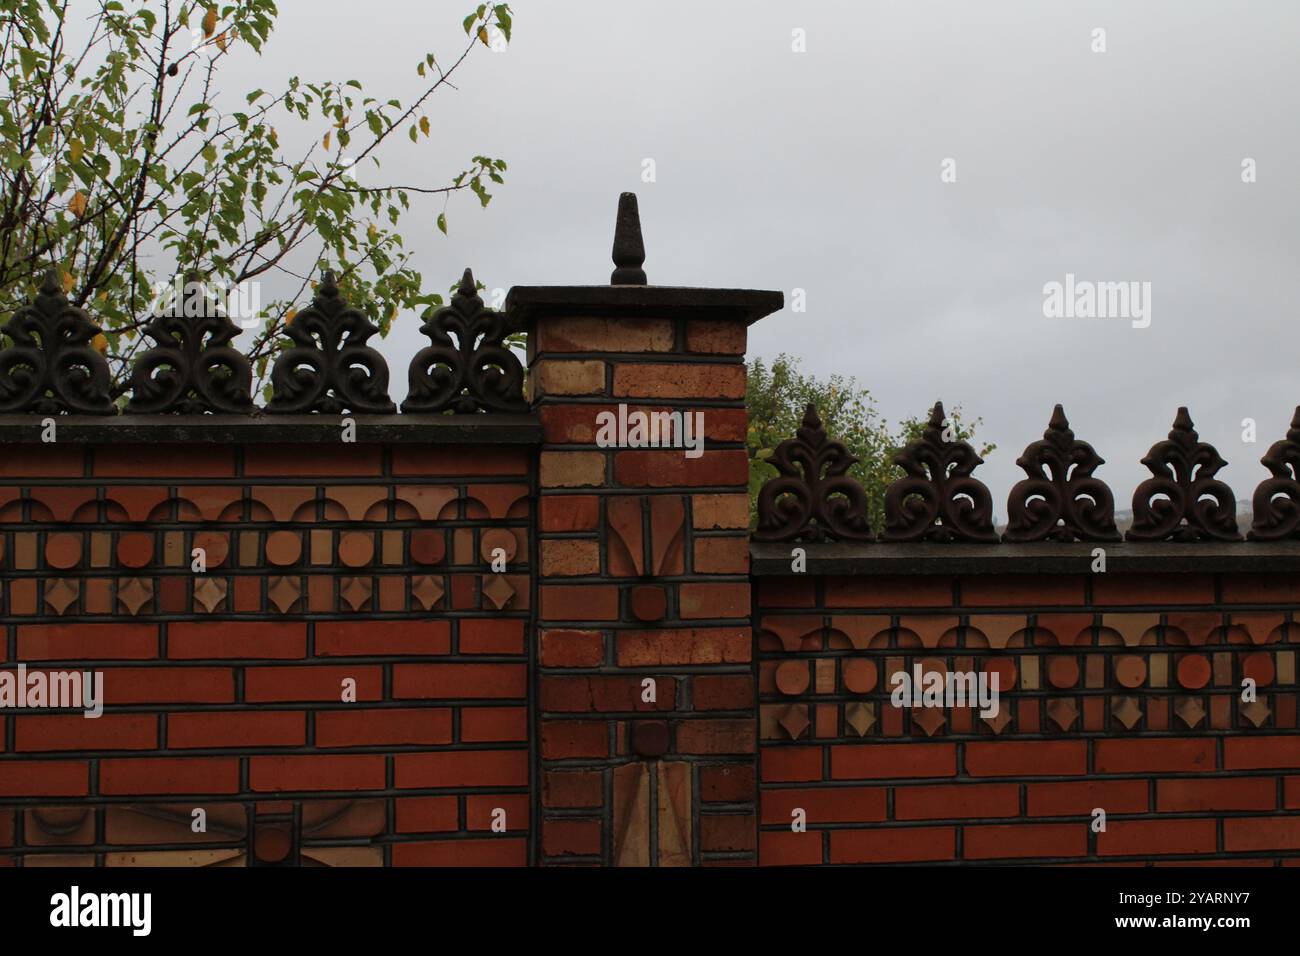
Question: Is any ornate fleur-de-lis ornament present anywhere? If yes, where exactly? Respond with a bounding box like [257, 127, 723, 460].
[1248, 407, 1300, 541]
[0, 269, 115, 414]
[754, 404, 873, 543]
[266, 271, 395, 414]
[402, 268, 527, 414]
[882, 401, 998, 543]
[1127, 407, 1241, 542]
[1004, 405, 1120, 542]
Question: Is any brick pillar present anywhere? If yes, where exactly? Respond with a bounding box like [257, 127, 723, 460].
[510, 193, 781, 865]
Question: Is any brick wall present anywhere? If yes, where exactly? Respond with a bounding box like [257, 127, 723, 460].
[756, 570, 1300, 865]
[0, 439, 532, 866]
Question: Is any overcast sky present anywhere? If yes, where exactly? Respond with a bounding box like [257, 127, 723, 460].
[229, 0, 1299, 517]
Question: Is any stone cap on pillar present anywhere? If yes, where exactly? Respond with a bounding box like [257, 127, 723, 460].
[505, 192, 784, 325]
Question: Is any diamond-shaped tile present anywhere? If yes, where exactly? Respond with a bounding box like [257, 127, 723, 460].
[981, 707, 1013, 735]
[192, 577, 227, 614]
[117, 577, 153, 616]
[482, 574, 515, 610]
[339, 577, 372, 612]
[410, 575, 444, 611]
[911, 707, 946, 737]
[1240, 698, 1271, 728]
[1046, 697, 1078, 731]
[777, 704, 810, 741]
[844, 701, 876, 737]
[44, 578, 80, 616]
[267, 576, 300, 614]
[1174, 696, 1206, 729]
[1111, 696, 1143, 730]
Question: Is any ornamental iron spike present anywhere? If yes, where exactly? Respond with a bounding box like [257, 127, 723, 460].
[1126, 406, 1241, 541]
[610, 192, 647, 285]
[882, 401, 997, 543]
[754, 403, 873, 542]
[1248, 407, 1300, 541]
[125, 279, 253, 414]
[265, 270, 395, 414]
[401, 267, 527, 414]
[0, 268, 115, 414]
[1003, 404, 1120, 542]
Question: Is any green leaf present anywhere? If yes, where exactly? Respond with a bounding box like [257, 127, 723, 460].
[436, 213, 447, 234]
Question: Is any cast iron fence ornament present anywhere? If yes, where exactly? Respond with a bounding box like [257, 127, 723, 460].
[266, 271, 396, 414]
[401, 268, 527, 414]
[1126, 407, 1241, 542]
[0, 269, 115, 414]
[125, 289, 253, 414]
[1003, 404, 1120, 542]
[882, 401, 998, 543]
[754, 403, 873, 542]
[1248, 406, 1300, 541]
[610, 192, 647, 285]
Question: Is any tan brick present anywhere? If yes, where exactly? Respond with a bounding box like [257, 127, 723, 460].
[693, 494, 750, 530]
[538, 318, 674, 353]
[612, 363, 744, 399]
[686, 320, 746, 354]
[533, 360, 606, 397]
[541, 539, 600, 577]
[539, 451, 606, 488]
[694, 537, 749, 574]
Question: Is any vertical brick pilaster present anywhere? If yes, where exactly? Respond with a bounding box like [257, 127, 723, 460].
[513, 267, 781, 865]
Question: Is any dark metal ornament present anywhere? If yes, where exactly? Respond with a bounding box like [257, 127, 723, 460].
[882, 401, 998, 543]
[610, 192, 647, 285]
[1126, 407, 1241, 542]
[0, 269, 115, 414]
[1004, 404, 1120, 542]
[1248, 407, 1300, 541]
[401, 268, 527, 414]
[265, 271, 395, 414]
[754, 404, 873, 542]
[126, 290, 253, 414]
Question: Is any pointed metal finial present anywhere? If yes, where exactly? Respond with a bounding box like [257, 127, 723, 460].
[610, 192, 646, 285]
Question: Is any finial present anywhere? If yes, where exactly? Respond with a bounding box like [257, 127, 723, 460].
[457, 267, 477, 298]
[610, 192, 646, 285]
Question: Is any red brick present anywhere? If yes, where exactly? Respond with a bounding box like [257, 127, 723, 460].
[0, 446, 83, 477]
[761, 786, 886, 824]
[395, 796, 459, 833]
[245, 445, 382, 477]
[694, 536, 749, 574]
[245, 665, 381, 702]
[314, 620, 450, 656]
[1221, 574, 1300, 604]
[540, 629, 605, 667]
[540, 675, 674, 713]
[616, 628, 749, 666]
[676, 719, 754, 755]
[542, 818, 601, 857]
[540, 585, 619, 621]
[461, 706, 528, 742]
[101, 757, 239, 795]
[544, 770, 604, 808]
[392, 663, 526, 699]
[612, 363, 745, 399]
[539, 495, 601, 532]
[700, 764, 754, 803]
[392, 445, 526, 477]
[1224, 816, 1300, 851]
[537, 316, 674, 353]
[395, 750, 528, 788]
[459, 619, 525, 654]
[692, 493, 750, 530]
[1092, 574, 1215, 605]
[17, 623, 157, 661]
[0, 760, 88, 796]
[392, 838, 526, 866]
[168, 621, 306, 659]
[1157, 777, 1275, 812]
[756, 577, 817, 607]
[959, 575, 1085, 606]
[169, 711, 305, 748]
[964, 823, 1086, 860]
[316, 708, 452, 747]
[541, 538, 600, 576]
[541, 720, 608, 759]
[1027, 779, 1148, 816]
[825, 576, 953, 608]
[760, 830, 822, 865]
[832, 742, 957, 780]
[762, 746, 823, 782]
[466, 794, 529, 831]
[99, 667, 234, 704]
[1225, 735, 1300, 769]
[1098, 819, 1217, 856]
[94, 445, 235, 477]
[895, 783, 1019, 820]
[830, 826, 954, 863]
[249, 754, 385, 792]
[1094, 738, 1215, 774]
[701, 813, 755, 852]
[686, 319, 746, 354]
[693, 675, 753, 711]
[15, 714, 155, 752]
[965, 740, 1087, 777]
[614, 450, 748, 488]
[678, 582, 751, 619]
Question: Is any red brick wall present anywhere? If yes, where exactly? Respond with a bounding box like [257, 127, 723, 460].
[0, 441, 532, 866]
[756, 572, 1300, 865]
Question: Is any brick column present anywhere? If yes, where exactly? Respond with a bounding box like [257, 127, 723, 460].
[509, 193, 781, 865]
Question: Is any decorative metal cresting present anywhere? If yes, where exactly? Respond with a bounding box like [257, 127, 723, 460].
[0, 269, 114, 414]
[266, 271, 396, 414]
[1004, 404, 1120, 542]
[1248, 407, 1300, 541]
[126, 286, 253, 414]
[882, 401, 998, 542]
[1126, 407, 1241, 542]
[401, 268, 527, 414]
[754, 404, 873, 542]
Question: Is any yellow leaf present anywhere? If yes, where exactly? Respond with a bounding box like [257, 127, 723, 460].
[62, 271, 75, 292]
[323, 130, 331, 151]
[285, 308, 298, 326]
[97, 291, 108, 302]
[477, 26, 489, 46]
[367, 223, 377, 242]
[203, 8, 217, 38]
[69, 140, 83, 164]
[68, 190, 87, 217]
[92, 333, 108, 354]
[389, 305, 398, 322]
[419, 116, 429, 137]
[215, 30, 229, 52]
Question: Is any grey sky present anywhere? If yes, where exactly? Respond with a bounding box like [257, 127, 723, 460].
[234, 0, 1300, 515]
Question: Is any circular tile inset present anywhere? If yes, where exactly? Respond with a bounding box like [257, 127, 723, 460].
[775, 661, 810, 696]
[630, 585, 667, 622]
[44, 532, 82, 570]
[480, 529, 517, 564]
[1241, 652, 1275, 686]
[338, 531, 374, 568]
[192, 531, 229, 568]
[264, 530, 301, 567]
[984, 657, 1017, 691]
[1114, 654, 1148, 689]
[1176, 653, 1212, 690]
[409, 530, 445, 566]
[842, 659, 877, 693]
[1047, 655, 1079, 689]
[116, 532, 153, 569]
